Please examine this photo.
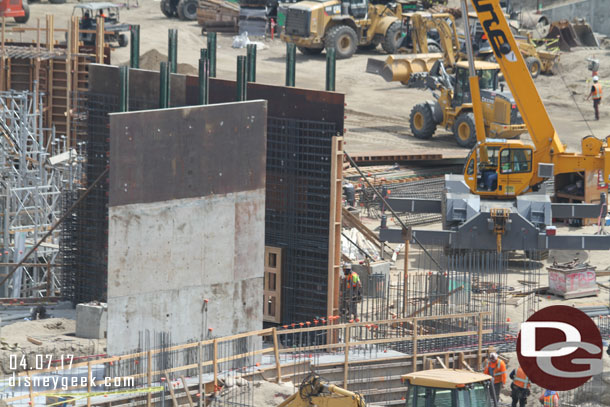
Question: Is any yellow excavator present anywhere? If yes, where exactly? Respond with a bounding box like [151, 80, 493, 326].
[278, 374, 366, 407]
[464, 0, 610, 199]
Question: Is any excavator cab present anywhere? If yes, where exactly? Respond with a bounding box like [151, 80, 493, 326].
[463, 140, 535, 197]
[453, 61, 499, 107]
[402, 369, 494, 407]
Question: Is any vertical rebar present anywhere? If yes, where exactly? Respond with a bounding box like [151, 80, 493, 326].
[130, 24, 140, 69]
[325, 47, 336, 91]
[159, 61, 169, 108]
[207, 32, 217, 78]
[285, 43, 296, 87]
[199, 50, 209, 105]
[246, 44, 257, 82]
[119, 66, 129, 112]
[168, 29, 178, 74]
[236, 56, 247, 101]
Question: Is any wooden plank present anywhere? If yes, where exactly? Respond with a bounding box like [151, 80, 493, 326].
[272, 327, 281, 383]
[180, 376, 194, 407]
[477, 313, 483, 370]
[164, 373, 179, 407]
[327, 136, 343, 326]
[435, 356, 446, 369]
[343, 327, 350, 389]
[412, 319, 418, 373]
[213, 339, 218, 389]
[147, 351, 152, 407]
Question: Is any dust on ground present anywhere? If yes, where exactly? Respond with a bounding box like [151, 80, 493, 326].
[0, 318, 105, 374]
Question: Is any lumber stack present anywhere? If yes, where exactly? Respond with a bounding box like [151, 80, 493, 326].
[197, 0, 240, 33]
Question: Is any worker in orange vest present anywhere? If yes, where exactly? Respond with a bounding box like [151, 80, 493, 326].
[539, 389, 559, 407]
[484, 352, 507, 404]
[510, 366, 531, 407]
[341, 264, 362, 319]
[586, 76, 602, 120]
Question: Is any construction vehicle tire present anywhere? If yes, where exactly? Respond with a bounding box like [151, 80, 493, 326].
[14, 1, 29, 23]
[358, 42, 378, 51]
[160, 0, 175, 17]
[453, 112, 477, 148]
[409, 103, 436, 140]
[177, 0, 198, 20]
[118, 34, 128, 47]
[427, 42, 442, 53]
[325, 25, 357, 59]
[525, 56, 542, 79]
[382, 21, 401, 54]
[297, 46, 323, 55]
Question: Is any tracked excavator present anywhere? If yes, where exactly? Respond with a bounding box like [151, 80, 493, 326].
[379, 0, 610, 255]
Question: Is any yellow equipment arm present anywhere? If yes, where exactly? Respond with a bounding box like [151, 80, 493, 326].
[468, 0, 565, 165]
[278, 374, 366, 407]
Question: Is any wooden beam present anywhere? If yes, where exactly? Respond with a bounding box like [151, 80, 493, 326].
[180, 376, 194, 407]
[272, 327, 281, 383]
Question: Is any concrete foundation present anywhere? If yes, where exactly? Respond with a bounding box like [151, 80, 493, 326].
[76, 303, 107, 339]
[542, 0, 610, 36]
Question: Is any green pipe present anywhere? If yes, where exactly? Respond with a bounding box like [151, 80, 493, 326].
[236, 55, 247, 101]
[326, 47, 336, 91]
[159, 61, 169, 108]
[168, 29, 178, 74]
[130, 25, 140, 69]
[207, 32, 217, 78]
[246, 44, 256, 82]
[285, 43, 296, 87]
[199, 54, 209, 105]
[119, 66, 129, 112]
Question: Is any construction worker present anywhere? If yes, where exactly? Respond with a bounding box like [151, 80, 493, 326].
[539, 389, 559, 407]
[341, 264, 362, 319]
[586, 76, 602, 120]
[509, 366, 531, 407]
[484, 352, 507, 404]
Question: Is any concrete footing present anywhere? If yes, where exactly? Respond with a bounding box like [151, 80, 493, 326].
[76, 302, 107, 339]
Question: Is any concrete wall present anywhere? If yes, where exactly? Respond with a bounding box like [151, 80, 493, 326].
[542, 0, 610, 36]
[106, 101, 267, 355]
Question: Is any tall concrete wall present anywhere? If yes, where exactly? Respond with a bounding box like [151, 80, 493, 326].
[106, 101, 267, 355]
[542, 0, 610, 36]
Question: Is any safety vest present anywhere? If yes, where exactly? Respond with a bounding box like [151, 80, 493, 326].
[543, 393, 559, 407]
[513, 367, 530, 389]
[346, 272, 360, 289]
[484, 359, 507, 384]
[593, 83, 602, 99]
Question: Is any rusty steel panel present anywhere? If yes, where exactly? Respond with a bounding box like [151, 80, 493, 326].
[185, 76, 344, 131]
[108, 101, 267, 207]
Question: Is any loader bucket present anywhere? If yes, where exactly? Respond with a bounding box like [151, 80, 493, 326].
[547, 19, 598, 51]
[572, 19, 599, 47]
[366, 58, 386, 75]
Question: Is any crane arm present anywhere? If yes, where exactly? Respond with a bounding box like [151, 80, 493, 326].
[468, 0, 565, 165]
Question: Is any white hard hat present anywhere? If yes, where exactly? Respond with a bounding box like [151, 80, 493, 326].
[489, 352, 498, 361]
[593, 76, 599, 82]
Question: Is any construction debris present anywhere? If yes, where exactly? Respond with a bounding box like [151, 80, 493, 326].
[197, 0, 240, 33]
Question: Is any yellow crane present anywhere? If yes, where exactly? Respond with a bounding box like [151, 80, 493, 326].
[464, 0, 610, 199]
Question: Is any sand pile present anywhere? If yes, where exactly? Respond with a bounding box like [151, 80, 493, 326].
[139, 49, 198, 76]
[252, 380, 294, 406]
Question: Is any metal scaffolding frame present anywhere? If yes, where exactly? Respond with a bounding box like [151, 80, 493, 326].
[0, 89, 83, 298]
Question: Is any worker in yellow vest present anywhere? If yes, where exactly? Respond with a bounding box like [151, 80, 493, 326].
[510, 366, 531, 407]
[539, 389, 559, 407]
[341, 263, 362, 319]
[484, 353, 507, 404]
[586, 76, 602, 120]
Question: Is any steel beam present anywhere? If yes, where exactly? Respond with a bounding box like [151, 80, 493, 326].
[386, 198, 442, 213]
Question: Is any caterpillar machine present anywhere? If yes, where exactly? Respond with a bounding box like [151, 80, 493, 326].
[379, 0, 610, 256]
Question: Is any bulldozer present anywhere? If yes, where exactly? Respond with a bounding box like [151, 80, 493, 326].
[280, 0, 405, 59]
[402, 369, 495, 406]
[374, 55, 526, 147]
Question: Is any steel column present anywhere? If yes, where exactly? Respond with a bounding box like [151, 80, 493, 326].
[326, 47, 336, 91]
[168, 29, 178, 74]
[236, 56, 247, 101]
[130, 25, 140, 69]
[159, 61, 170, 108]
[285, 43, 296, 87]
[119, 66, 129, 112]
[199, 49, 209, 105]
[246, 44, 257, 82]
[207, 32, 217, 78]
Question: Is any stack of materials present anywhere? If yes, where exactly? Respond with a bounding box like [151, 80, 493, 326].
[239, 0, 267, 36]
[197, 0, 240, 33]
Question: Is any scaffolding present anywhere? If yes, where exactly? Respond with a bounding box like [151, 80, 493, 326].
[0, 89, 83, 298]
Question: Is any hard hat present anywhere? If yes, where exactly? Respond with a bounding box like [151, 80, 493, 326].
[343, 264, 352, 273]
[489, 352, 498, 361]
[593, 76, 599, 82]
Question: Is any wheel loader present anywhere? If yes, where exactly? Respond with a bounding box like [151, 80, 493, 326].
[160, 0, 198, 20]
[374, 55, 526, 147]
[280, 0, 405, 59]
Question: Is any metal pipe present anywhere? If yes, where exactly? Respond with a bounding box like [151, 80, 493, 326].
[130, 24, 140, 69]
[199, 49, 209, 105]
[326, 47, 336, 91]
[168, 29, 178, 74]
[119, 65, 129, 112]
[285, 43, 296, 87]
[207, 32, 217, 78]
[236, 55, 247, 101]
[159, 61, 169, 108]
[246, 44, 257, 82]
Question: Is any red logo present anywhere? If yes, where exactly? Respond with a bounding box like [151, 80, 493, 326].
[516, 306, 603, 391]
